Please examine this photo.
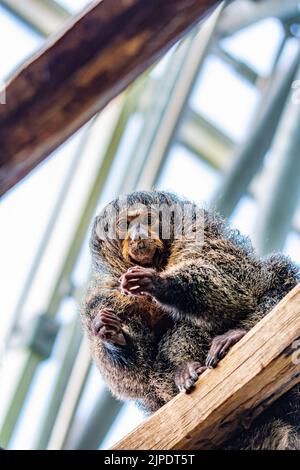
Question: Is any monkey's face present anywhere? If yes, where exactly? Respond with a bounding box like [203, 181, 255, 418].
[118, 209, 163, 266]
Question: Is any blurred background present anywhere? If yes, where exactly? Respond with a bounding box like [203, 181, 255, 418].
[1, 0, 300, 450]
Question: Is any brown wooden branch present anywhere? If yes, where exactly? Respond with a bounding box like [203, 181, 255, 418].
[114, 284, 300, 450]
[0, 0, 221, 196]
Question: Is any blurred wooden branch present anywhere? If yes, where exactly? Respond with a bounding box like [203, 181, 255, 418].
[0, 0, 221, 196]
[114, 284, 300, 450]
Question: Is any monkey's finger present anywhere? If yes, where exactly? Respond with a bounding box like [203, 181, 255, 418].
[100, 308, 115, 314]
[205, 354, 218, 369]
[94, 315, 120, 335]
[127, 286, 145, 296]
[218, 339, 233, 358]
[184, 379, 196, 392]
[205, 354, 213, 368]
[176, 376, 193, 392]
[129, 285, 141, 291]
[99, 310, 118, 320]
[128, 266, 144, 272]
[99, 319, 122, 332]
[207, 337, 227, 360]
[126, 279, 152, 290]
[195, 366, 207, 376]
[187, 361, 202, 373]
[99, 311, 121, 324]
[208, 340, 224, 357]
[124, 271, 153, 280]
[189, 371, 199, 381]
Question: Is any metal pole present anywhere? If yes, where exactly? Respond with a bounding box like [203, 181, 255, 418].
[254, 64, 300, 255]
[0, 352, 41, 447]
[35, 319, 83, 450]
[139, 3, 226, 191]
[46, 339, 92, 450]
[65, 390, 121, 450]
[211, 39, 300, 218]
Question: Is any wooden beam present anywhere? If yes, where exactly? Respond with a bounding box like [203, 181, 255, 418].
[0, 0, 221, 196]
[114, 284, 300, 450]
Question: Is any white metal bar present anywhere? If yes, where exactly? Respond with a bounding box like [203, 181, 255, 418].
[1, 0, 69, 35]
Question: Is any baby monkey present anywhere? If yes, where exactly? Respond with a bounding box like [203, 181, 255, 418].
[82, 190, 300, 449]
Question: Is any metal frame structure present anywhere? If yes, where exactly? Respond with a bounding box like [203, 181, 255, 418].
[1, 0, 300, 450]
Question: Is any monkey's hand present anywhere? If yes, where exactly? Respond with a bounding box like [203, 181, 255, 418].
[175, 361, 207, 393]
[92, 308, 126, 346]
[119, 266, 166, 298]
[206, 329, 247, 368]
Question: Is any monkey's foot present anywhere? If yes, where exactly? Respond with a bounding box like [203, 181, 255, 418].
[175, 361, 207, 393]
[92, 308, 126, 346]
[206, 329, 247, 369]
[119, 266, 163, 297]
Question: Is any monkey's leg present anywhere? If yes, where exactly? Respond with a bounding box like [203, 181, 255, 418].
[152, 321, 209, 404]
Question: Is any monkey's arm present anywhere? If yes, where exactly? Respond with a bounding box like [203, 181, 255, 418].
[206, 255, 300, 367]
[121, 257, 258, 328]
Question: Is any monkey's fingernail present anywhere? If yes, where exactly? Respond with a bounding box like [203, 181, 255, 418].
[206, 355, 216, 368]
[129, 286, 140, 291]
[185, 379, 194, 389]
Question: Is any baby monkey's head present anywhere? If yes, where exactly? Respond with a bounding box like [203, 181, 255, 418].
[119, 207, 163, 266]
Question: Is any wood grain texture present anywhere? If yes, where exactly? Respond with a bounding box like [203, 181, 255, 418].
[0, 0, 220, 196]
[114, 284, 300, 450]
